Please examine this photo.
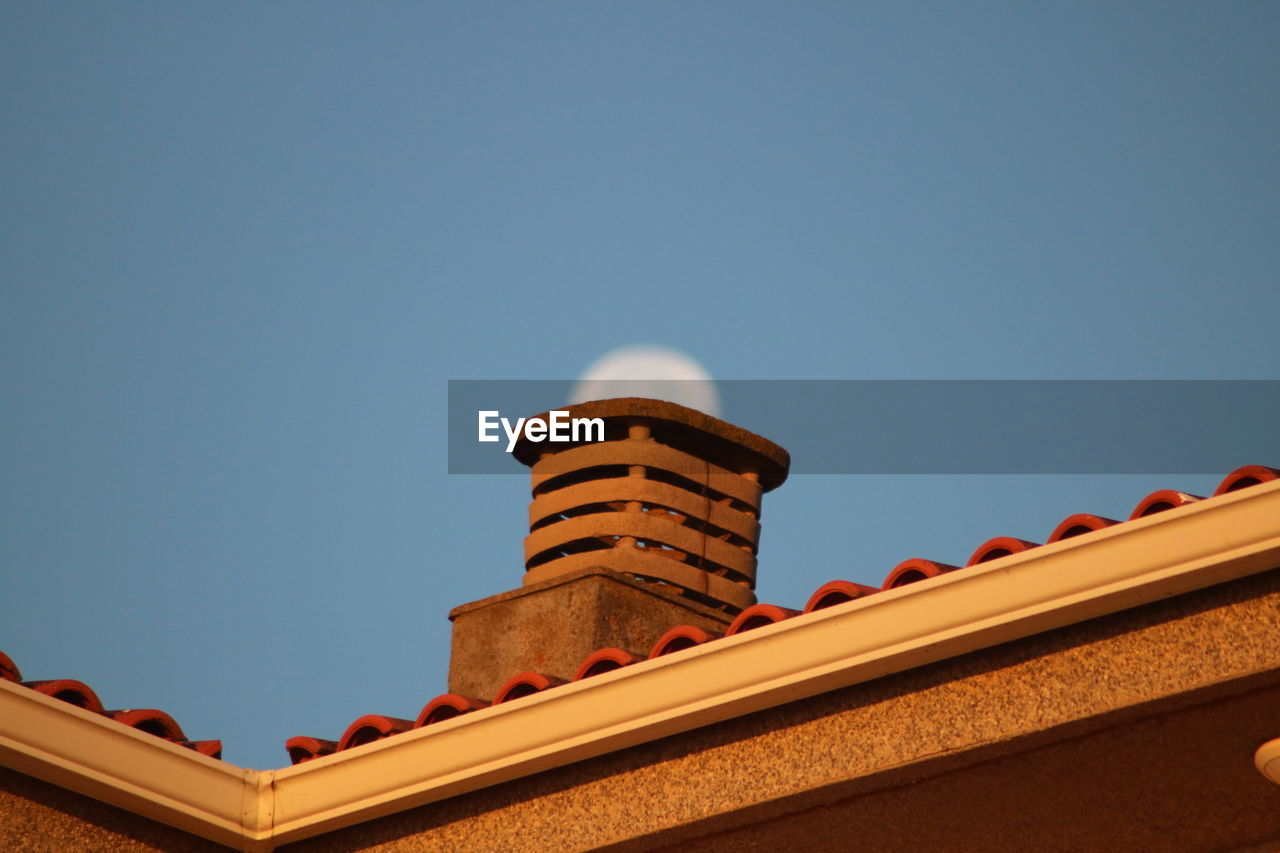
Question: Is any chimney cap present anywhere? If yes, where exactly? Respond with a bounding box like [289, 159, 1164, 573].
[511, 397, 790, 491]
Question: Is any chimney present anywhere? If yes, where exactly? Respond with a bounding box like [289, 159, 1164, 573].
[446, 398, 790, 700]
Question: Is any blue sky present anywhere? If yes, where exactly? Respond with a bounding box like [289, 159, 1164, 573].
[3, 2, 1278, 768]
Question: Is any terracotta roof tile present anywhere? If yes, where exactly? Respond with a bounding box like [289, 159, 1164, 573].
[648, 625, 719, 658]
[23, 679, 105, 714]
[493, 672, 567, 705]
[1215, 464, 1280, 495]
[1047, 513, 1119, 543]
[285, 735, 338, 764]
[574, 648, 642, 680]
[966, 536, 1041, 566]
[0, 651, 21, 683]
[1129, 489, 1203, 519]
[882, 557, 959, 589]
[337, 714, 414, 751]
[183, 740, 224, 760]
[416, 693, 489, 727]
[106, 708, 187, 742]
[804, 580, 878, 613]
[726, 603, 802, 636]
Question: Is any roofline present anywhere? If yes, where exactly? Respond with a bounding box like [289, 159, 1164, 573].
[0, 681, 262, 849]
[4, 479, 1280, 851]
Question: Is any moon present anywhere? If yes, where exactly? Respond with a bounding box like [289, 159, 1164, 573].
[570, 345, 721, 417]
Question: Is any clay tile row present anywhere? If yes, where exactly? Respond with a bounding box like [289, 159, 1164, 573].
[1, 651, 222, 760]
[286, 463, 1277, 764]
[875, 464, 1273, 592]
[287, 692, 495, 764]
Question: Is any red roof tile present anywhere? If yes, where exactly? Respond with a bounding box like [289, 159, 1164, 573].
[493, 672, 567, 705]
[1047, 513, 1119, 543]
[285, 735, 338, 764]
[23, 679, 105, 714]
[337, 714, 414, 751]
[882, 557, 958, 589]
[183, 740, 224, 760]
[0, 651, 21, 683]
[966, 536, 1040, 566]
[726, 603, 802, 636]
[1129, 489, 1203, 519]
[804, 580, 878, 613]
[415, 693, 489, 728]
[648, 625, 719, 658]
[1215, 464, 1280, 496]
[574, 648, 642, 680]
[106, 708, 187, 742]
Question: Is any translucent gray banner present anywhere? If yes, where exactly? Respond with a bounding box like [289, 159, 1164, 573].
[447, 380, 1278, 474]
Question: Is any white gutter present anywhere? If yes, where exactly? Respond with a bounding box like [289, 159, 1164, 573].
[4, 480, 1280, 851]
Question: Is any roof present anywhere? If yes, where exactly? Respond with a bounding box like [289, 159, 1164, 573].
[2, 461, 1279, 850]
[0, 650, 222, 760]
[281, 462, 1279, 764]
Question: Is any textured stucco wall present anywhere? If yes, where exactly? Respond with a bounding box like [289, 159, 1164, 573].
[649, 678, 1280, 852]
[0, 766, 222, 853]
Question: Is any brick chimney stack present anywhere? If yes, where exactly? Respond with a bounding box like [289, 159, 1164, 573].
[446, 398, 790, 700]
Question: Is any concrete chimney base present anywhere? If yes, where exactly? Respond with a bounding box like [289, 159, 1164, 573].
[447, 566, 734, 701]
